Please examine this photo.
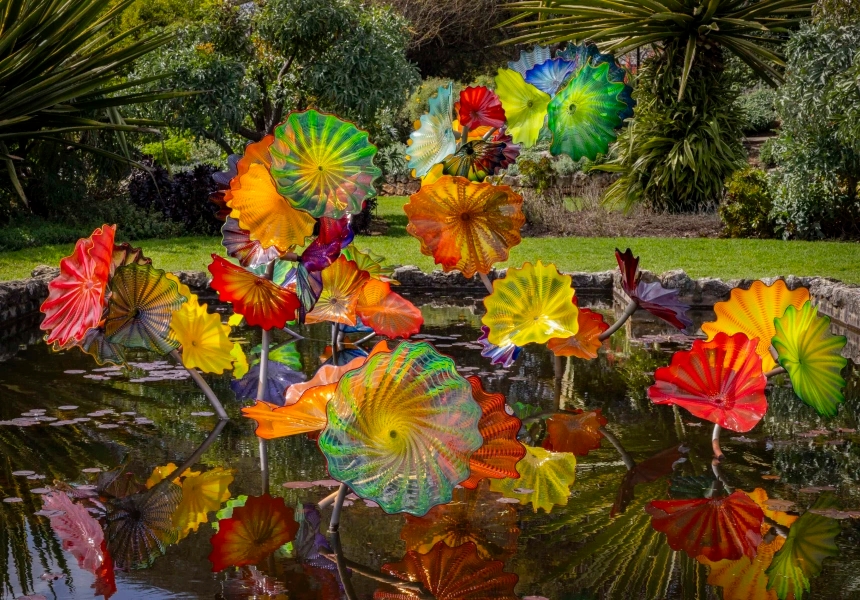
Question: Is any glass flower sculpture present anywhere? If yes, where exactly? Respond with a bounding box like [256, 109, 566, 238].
[231, 360, 305, 405]
[489, 446, 577, 513]
[648, 332, 767, 432]
[305, 256, 370, 326]
[547, 61, 632, 160]
[773, 301, 848, 416]
[104, 263, 186, 354]
[494, 68, 551, 147]
[702, 279, 810, 372]
[318, 341, 482, 516]
[405, 175, 524, 277]
[169, 300, 234, 374]
[376, 541, 519, 600]
[242, 391, 331, 439]
[461, 376, 526, 489]
[208, 255, 301, 330]
[458, 86, 506, 129]
[342, 245, 396, 283]
[224, 135, 315, 253]
[508, 45, 553, 77]
[105, 483, 182, 570]
[646, 491, 764, 561]
[482, 261, 579, 346]
[525, 57, 577, 96]
[208, 494, 299, 572]
[356, 279, 424, 339]
[542, 409, 607, 456]
[441, 139, 514, 182]
[477, 325, 522, 367]
[40, 224, 115, 346]
[407, 82, 457, 178]
[268, 110, 381, 219]
[221, 216, 284, 268]
[547, 300, 609, 359]
[615, 248, 693, 331]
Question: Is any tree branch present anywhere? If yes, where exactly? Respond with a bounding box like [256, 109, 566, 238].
[235, 125, 264, 143]
[202, 130, 235, 155]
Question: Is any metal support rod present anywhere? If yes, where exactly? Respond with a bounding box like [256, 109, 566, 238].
[331, 322, 340, 365]
[282, 326, 305, 340]
[478, 272, 494, 294]
[256, 260, 276, 402]
[328, 483, 349, 533]
[458, 125, 469, 151]
[598, 299, 638, 341]
[317, 488, 341, 509]
[320, 550, 428, 596]
[764, 366, 787, 378]
[482, 127, 498, 141]
[355, 331, 377, 346]
[165, 419, 227, 483]
[259, 437, 269, 495]
[329, 532, 359, 600]
[712, 424, 724, 461]
[169, 349, 229, 419]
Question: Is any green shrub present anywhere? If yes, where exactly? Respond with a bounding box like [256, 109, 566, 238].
[719, 168, 775, 238]
[376, 142, 410, 180]
[736, 87, 777, 134]
[0, 217, 91, 252]
[141, 136, 194, 166]
[93, 198, 183, 240]
[768, 23, 860, 239]
[517, 157, 555, 195]
[599, 47, 747, 212]
[759, 138, 778, 168]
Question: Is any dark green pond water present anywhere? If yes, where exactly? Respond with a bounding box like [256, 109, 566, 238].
[1, 293, 858, 600]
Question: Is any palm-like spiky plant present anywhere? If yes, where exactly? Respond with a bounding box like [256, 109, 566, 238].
[0, 0, 190, 204]
[502, 0, 814, 99]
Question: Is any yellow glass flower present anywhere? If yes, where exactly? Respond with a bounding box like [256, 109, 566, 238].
[230, 342, 249, 379]
[305, 256, 370, 326]
[702, 280, 810, 371]
[482, 261, 579, 346]
[170, 301, 235, 374]
[494, 68, 550, 147]
[489, 446, 576, 513]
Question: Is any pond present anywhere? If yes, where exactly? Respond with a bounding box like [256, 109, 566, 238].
[1, 293, 858, 600]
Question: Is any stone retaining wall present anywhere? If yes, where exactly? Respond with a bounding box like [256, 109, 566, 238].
[5, 265, 858, 360]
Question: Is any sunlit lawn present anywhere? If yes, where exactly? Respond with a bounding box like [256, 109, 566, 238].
[0, 196, 857, 282]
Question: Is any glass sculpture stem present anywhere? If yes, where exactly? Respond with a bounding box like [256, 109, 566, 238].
[355, 331, 376, 346]
[482, 127, 498, 141]
[598, 299, 638, 341]
[259, 437, 269, 495]
[458, 125, 469, 150]
[256, 260, 276, 401]
[331, 322, 340, 365]
[712, 424, 724, 460]
[478, 272, 494, 294]
[328, 483, 349, 533]
[317, 489, 340, 509]
[283, 326, 305, 340]
[764, 366, 787, 378]
[164, 418, 227, 483]
[321, 550, 427, 597]
[599, 426, 635, 470]
[329, 532, 359, 600]
[169, 350, 228, 419]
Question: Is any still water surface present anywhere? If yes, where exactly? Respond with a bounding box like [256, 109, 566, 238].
[0, 294, 858, 599]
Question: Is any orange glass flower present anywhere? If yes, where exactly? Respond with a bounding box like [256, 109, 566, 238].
[461, 376, 525, 489]
[376, 541, 519, 600]
[305, 256, 370, 325]
[241, 389, 332, 440]
[649, 332, 767, 432]
[208, 255, 301, 330]
[41, 225, 115, 346]
[702, 280, 810, 372]
[356, 279, 424, 338]
[225, 136, 315, 253]
[208, 494, 299, 571]
[542, 409, 607, 456]
[405, 175, 524, 277]
[547, 302, 608, 360]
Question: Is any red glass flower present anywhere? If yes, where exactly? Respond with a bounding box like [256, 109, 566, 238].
[459, 86, 507, 129]
[646, 491, 764, 561]
[209, 494, 299, 572]
[461, 376, 525, 489]
[40, 225, 115, 346]
[649, 332, 767, 432]
[208, 255, 301, 330]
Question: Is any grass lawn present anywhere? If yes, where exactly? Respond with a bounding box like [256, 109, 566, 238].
[0, 196, 857, 282]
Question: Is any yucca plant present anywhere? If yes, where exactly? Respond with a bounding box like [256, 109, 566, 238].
[502, 0, 814, 99]
[0, 0, 190, 205]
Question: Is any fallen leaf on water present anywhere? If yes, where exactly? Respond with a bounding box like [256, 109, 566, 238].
[761, 475, 781, 481]
[799, 486, 837, 493]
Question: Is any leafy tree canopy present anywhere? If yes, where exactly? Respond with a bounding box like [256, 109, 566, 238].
[132, 0, 419, 154]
